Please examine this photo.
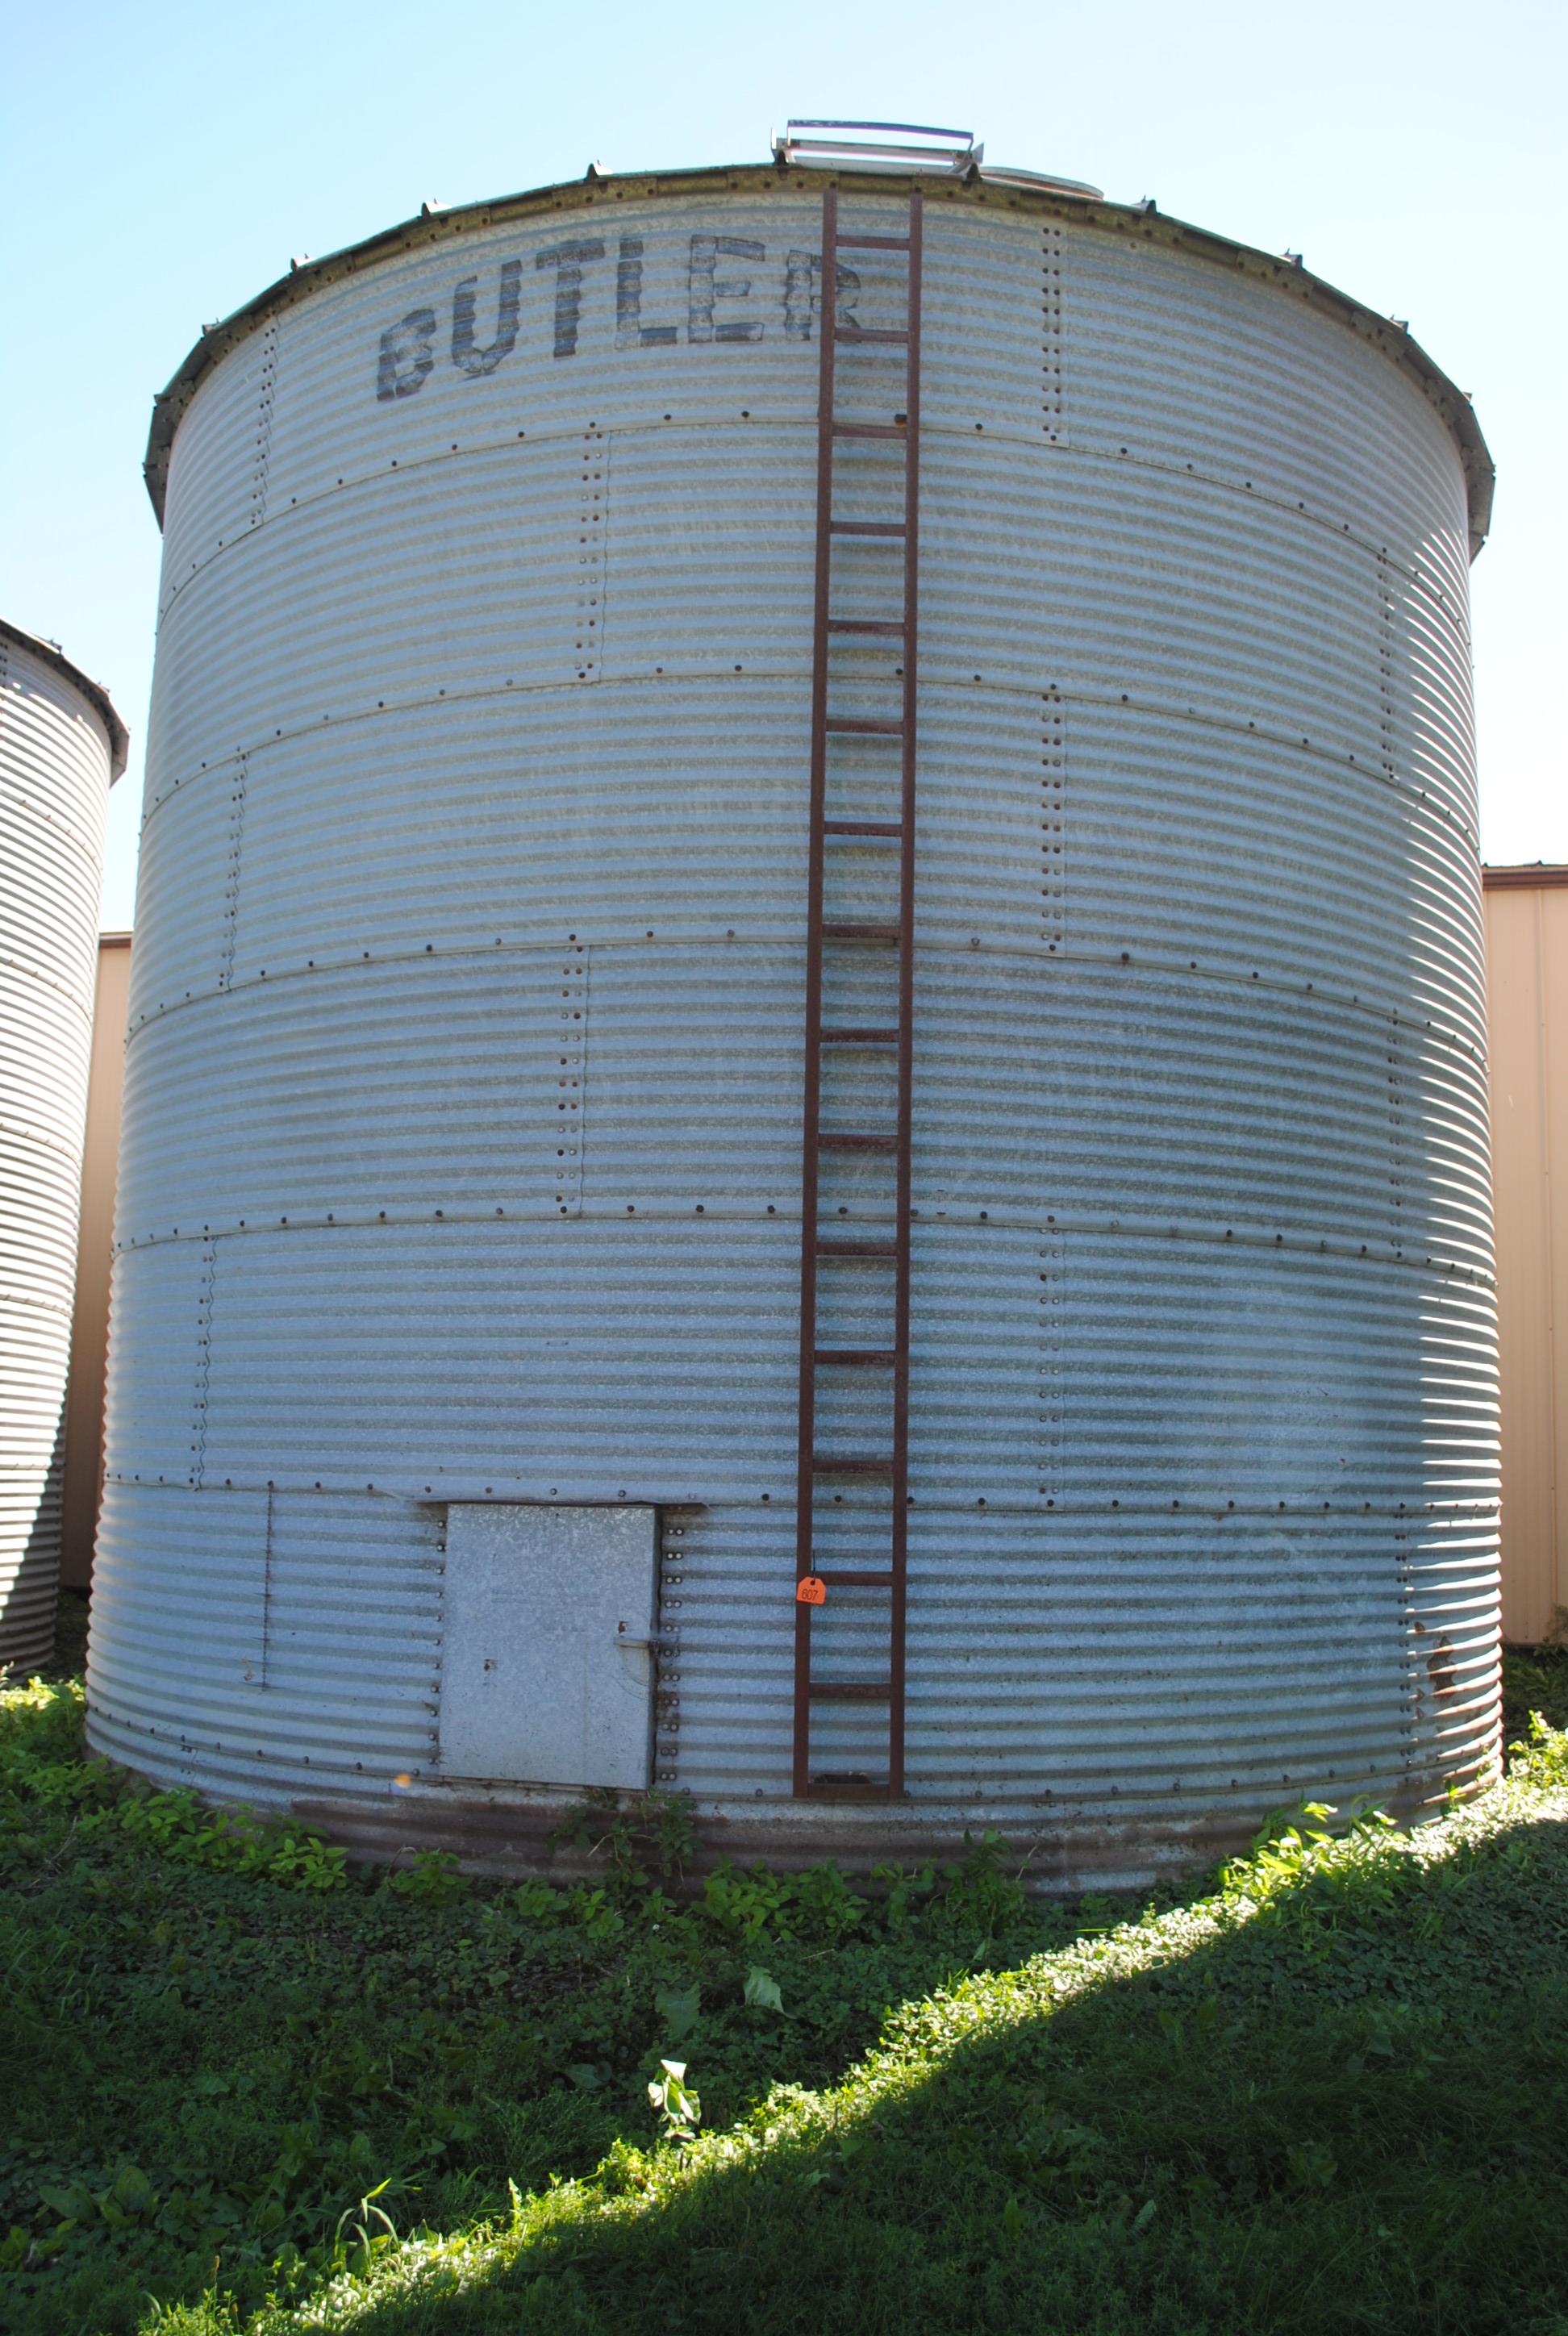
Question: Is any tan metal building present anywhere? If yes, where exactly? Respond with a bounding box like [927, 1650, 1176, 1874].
[60, 933, 131, 1591]
[1486, 866, 1568, 1644]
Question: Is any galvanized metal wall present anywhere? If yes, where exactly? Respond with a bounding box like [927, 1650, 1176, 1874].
[89, 175, 1498, 1882]
[1484, 869, 1568, 1643]
[0, 628, 119, 1668]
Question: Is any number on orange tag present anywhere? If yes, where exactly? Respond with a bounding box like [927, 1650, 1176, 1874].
[795, 1575, 827, 1606]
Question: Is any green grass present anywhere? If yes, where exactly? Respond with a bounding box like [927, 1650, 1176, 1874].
[3, 1623, 1567, 2336]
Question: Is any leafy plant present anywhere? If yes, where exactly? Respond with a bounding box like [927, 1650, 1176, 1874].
[940, 1827, 1028, 1938]
[511, 1878, 565, 1921]
[1510, 1707, 1568, 1787]
[548, 1788, 697, 1901]
[744, 1966, 784, 2013]
[697, 1859, 793, 1944]
[646, 2059, 701, 2144]
[328, 2179, 399, 2279]
[654, 1982, 701, 2042]
[871, 1859, 937, 1931]
[382, 1848, 469, 1904]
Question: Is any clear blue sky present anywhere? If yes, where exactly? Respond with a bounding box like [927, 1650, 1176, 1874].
[3, 0, 1562, 929]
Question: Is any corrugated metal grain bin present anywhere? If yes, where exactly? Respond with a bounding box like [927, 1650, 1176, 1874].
[88, 135, 1499, 1886]
[60, 932, 134, 1591]
[1483, 866, 1568, 1645]
[1, 623, 127, 1670]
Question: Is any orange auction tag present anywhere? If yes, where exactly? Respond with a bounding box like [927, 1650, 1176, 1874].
[795, 1575, 827, 1606]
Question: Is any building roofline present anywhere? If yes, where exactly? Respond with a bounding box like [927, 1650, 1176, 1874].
[0, 617, 129, 781]
[142, 159, 1494, 556]
[1483, 863, 1568, 891]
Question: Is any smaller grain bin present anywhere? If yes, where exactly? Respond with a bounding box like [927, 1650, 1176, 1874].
[0, 622, 127, 1670]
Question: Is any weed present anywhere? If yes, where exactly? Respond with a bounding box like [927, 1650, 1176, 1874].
[382, 1850, 469, 1905]
[743, 1965, 784, 2013]
[653, 1982, 700, 2042]
[645, 2061, 701, 2146]
[327, 2180, 399, 2280]
[940, 1825, 1029, 1943]
[548, 1788, 696, 1900]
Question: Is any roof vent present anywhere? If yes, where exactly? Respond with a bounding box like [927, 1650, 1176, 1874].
[772, 121, 1103, 198]
[982, 165, 1104, 199]
[773, 119, 980, 174]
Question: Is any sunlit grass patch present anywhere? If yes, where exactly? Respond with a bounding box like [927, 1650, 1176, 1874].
[251, 1730, 1568, 2334]
[6, 1630, 1568, 2335]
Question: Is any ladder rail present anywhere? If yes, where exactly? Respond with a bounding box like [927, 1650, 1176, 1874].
[794, 182, 922, 1803]
[888, 188, 924, 1797]
[792, 182, 841, 1800]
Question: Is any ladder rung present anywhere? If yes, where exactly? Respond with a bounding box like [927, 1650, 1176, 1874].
[826, 617, 905, 635]
[816, 1237, 899, 1258]
[835, 327, 910, 345]
[815, 1570, 896, 1589]
[820, 1026, 898, 1045]
[823, 820, 903, 840]
[821, 920, 900, 943]
[803, 1779, 898, 1803]
[824, 716, 903, 736]
[815, 1347, 897, 1366]
[832, 422, 907, 440]
[828, 520, 906, 538]
[835, 234, 911, 252]
[812, 1454, 895, 1476]
[819, 1131, 898, 1153]
[808, 1680, 892, 1703]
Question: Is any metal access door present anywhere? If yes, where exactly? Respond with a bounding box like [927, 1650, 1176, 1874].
[437, 1504, 658, 1788]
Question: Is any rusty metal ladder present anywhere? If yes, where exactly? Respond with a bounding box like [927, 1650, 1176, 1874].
[792, 185, 923, 1801]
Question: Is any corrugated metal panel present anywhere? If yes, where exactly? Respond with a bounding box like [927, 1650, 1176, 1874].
[144, 438, 1462, 827]
[126, 687, 1488, 1057]
[0, 629, 118, 1667]
[117, 946, 1485, 1251]
[102, 1216, 1491, 1511]
[159, 321, 280, 624]
[657, 1502, 1498, 1809]
[1057, 222, 1470, 576]
[1486, 878, 1568, 1642]
[87, 1481, 443, 1787]
[90, 181, 1499, 1875]
[85, 1475, 1498, 1854]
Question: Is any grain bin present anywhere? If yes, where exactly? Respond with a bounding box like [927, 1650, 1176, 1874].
[1, 621, 127, 1670]
[89, 124, 1499, 1886]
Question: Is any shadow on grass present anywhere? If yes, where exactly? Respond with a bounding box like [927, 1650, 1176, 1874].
[48, 1589, 90, 1683]
[317, 1812, 1568, 2336]
[1504, 1642, 1568, 1744]
[10, 1658, 1567, 2336]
